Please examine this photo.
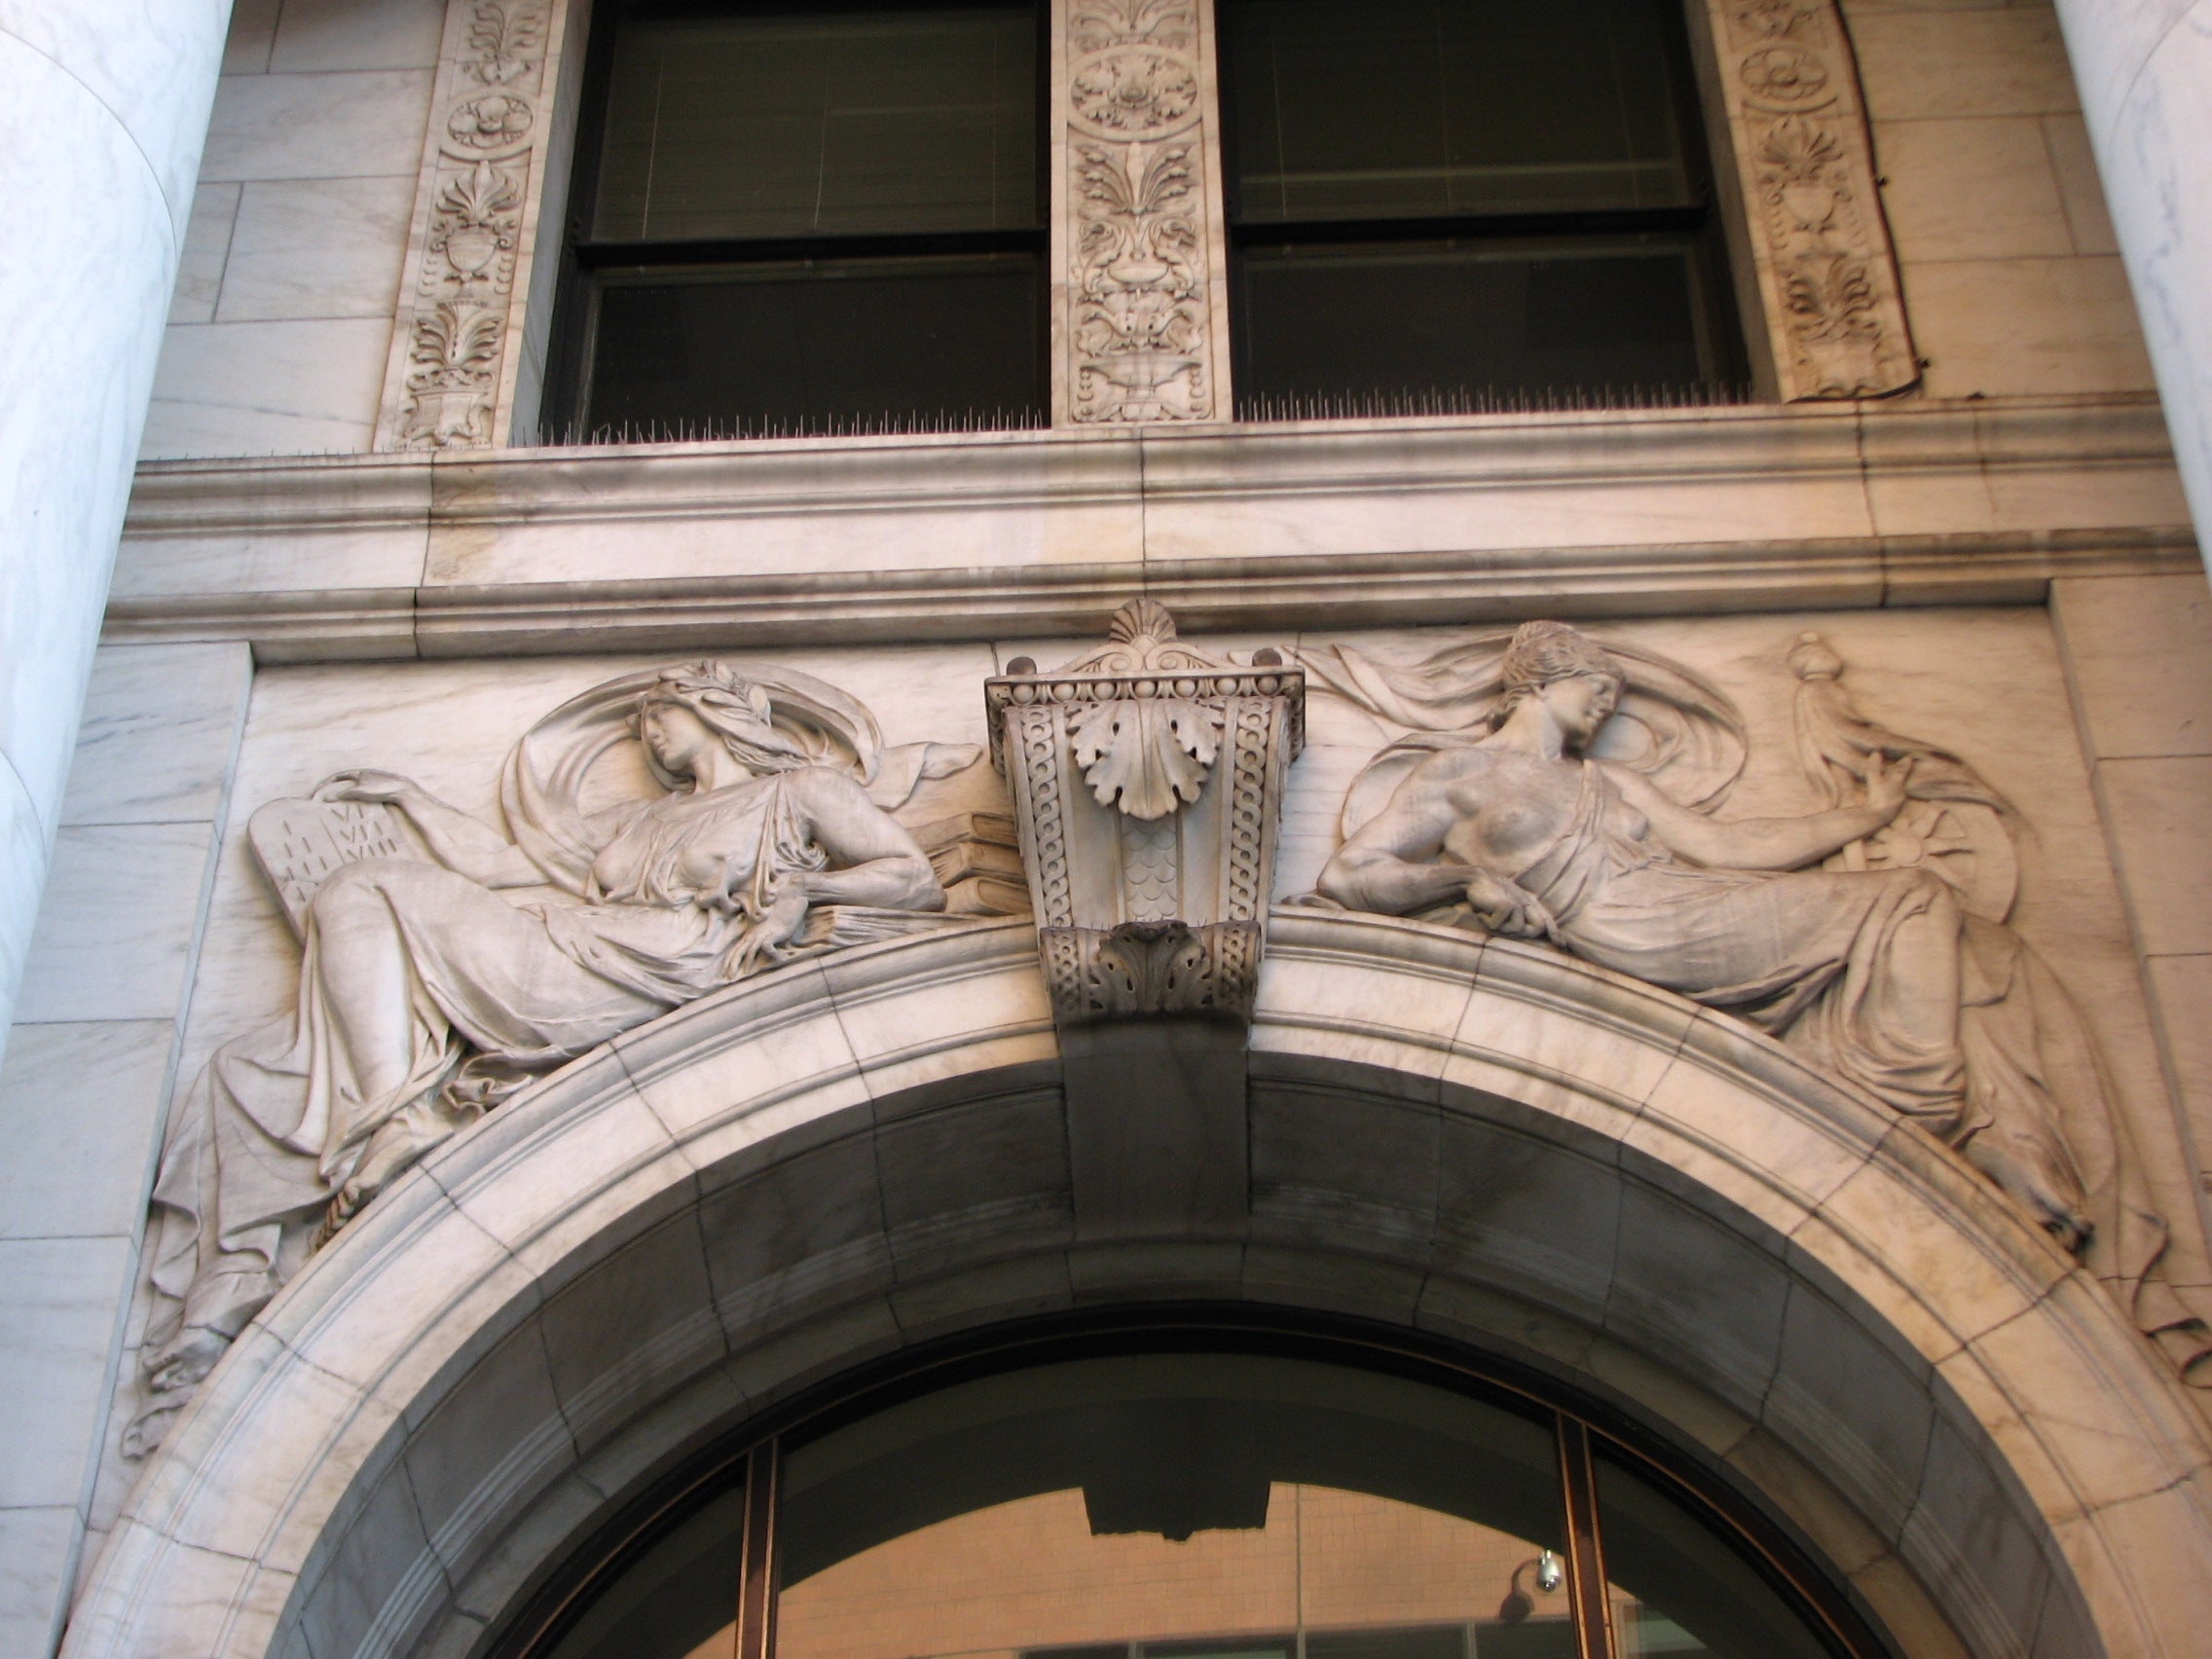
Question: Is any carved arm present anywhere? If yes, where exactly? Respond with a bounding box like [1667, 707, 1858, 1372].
[780, 769, 945, 911]
[1613, 755, 1912, 870]
[317, 769, 541, 888]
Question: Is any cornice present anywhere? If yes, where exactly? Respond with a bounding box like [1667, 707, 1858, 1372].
[112, 395, 2198, 659]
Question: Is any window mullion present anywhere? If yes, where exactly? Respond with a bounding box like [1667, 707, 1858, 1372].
[736, 1440, 782, 1659]
[1556, 1414, 1620, 1659]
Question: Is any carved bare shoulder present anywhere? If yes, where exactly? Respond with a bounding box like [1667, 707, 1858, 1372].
[1400, 743, 1504, 800]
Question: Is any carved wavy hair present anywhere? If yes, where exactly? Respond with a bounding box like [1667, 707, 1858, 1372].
[1490, 621, 1625, 729]
[635, 662, 813, 782]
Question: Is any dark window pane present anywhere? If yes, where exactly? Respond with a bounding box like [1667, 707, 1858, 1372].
[1594, 1451, 1841, 1659]
[582, 253, 1042, 433]
[1307, 1626, 1468, 1658]
[540, 1482, 745, 1659]
[1225, 0, 1693, 223]
[595, 7, 1038, 241]
[1467, 1621, 1576, 1659]
[1235, 239, 1709, 404]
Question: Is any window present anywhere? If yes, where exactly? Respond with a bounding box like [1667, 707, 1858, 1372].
[549, 0, 1047, 439]
[1219, 0, 1744, 415]
[502, 1328, 1876, 1659]
[545, 0, 1749, 437]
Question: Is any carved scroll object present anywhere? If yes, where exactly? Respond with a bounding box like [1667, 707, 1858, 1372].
[1704, 0, 1918, 398]
[377, 0, 571, 449]
[1058, 0, 1231, 423]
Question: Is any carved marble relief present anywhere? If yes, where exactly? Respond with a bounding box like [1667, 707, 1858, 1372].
[1305, 621, 2211, 1387]
[1058, 0, 1232, 423]
[376, 0, 571, 450]
[1700, 0, 1919, 399]
[128, 663, 996, 1454]
[988, 601, 1302, 1024]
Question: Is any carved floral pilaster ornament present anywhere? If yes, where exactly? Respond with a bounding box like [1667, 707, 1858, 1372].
[376, 0, 571, 450]
[1055, 0, 1234, 423]
[1700, 0, 1918, 399]
[988, 601, 1302, 1024]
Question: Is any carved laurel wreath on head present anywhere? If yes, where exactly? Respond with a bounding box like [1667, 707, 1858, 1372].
[508, 661, 977, 895]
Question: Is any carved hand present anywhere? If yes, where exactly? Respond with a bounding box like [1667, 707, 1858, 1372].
[1464, 868, 1561, 943]
[1861, 751, 1915, 820]
[719, 888, 811, 980]
[314, 768, 424, 808]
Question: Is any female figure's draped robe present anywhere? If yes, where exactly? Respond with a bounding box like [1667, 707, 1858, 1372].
[1483, 761, 2206, 1380]
[1519, 761, 1969, 1126]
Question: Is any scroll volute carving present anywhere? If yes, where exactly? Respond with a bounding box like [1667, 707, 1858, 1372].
[987, 601, 1303, 1024]
[1701, 0, 1919, 399]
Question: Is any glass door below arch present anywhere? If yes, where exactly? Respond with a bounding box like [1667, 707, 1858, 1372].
[529, 1347, 1863, 1659]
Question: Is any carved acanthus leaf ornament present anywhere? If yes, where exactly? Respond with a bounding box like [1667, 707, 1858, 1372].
[1059, 0, 1225, 422]
[1070, 694, 1225, 820]
[989, 601, 1302, 1023]
[381, 0, 569, 451]
[1703, 0, 1916, 398]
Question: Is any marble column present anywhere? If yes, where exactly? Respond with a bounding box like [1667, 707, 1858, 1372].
[0, 2, 231, 1075]
[2051, 2, 2212, 559]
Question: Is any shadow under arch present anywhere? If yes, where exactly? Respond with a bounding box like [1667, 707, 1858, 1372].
[64, 914, 2212, 1659]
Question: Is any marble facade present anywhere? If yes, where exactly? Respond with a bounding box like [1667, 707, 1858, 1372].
[8, 0, 2212, 1656]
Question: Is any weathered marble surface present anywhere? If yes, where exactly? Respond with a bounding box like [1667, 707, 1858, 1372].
[60, 644, 252, 829]
[197, 67, 436, 183]
[216, 175, 419, 324]
[0, 111, 231, 1659]
[167, 182, 240, 326]
[139, 0, 444, 462]
[0, 0, 232, 223]
[0, 1022, 176, 1245]
[0, 29, 203, 982]
[140, 317, 398, 460]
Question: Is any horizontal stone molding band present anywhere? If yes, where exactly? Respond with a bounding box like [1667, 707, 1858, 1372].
[95, 524, 2202, 661]
[104, 394, 2196, 658]
[69, 912, 2212, 1659]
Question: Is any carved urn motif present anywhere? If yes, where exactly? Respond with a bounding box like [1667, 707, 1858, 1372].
[986, 600, 1303, 1027]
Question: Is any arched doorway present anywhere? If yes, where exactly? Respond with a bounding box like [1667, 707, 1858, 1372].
[66, 916, 2212, 1659]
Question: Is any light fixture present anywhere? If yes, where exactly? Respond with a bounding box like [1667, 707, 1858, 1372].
[1496, 1549, 1567, 1624]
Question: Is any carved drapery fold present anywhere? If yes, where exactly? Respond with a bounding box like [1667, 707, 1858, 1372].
[989, 601, 1301, 1022]
[1701, 0, 1918, 399]
[1053, 0, 1234, 424]
[376, 0, 573, 450]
